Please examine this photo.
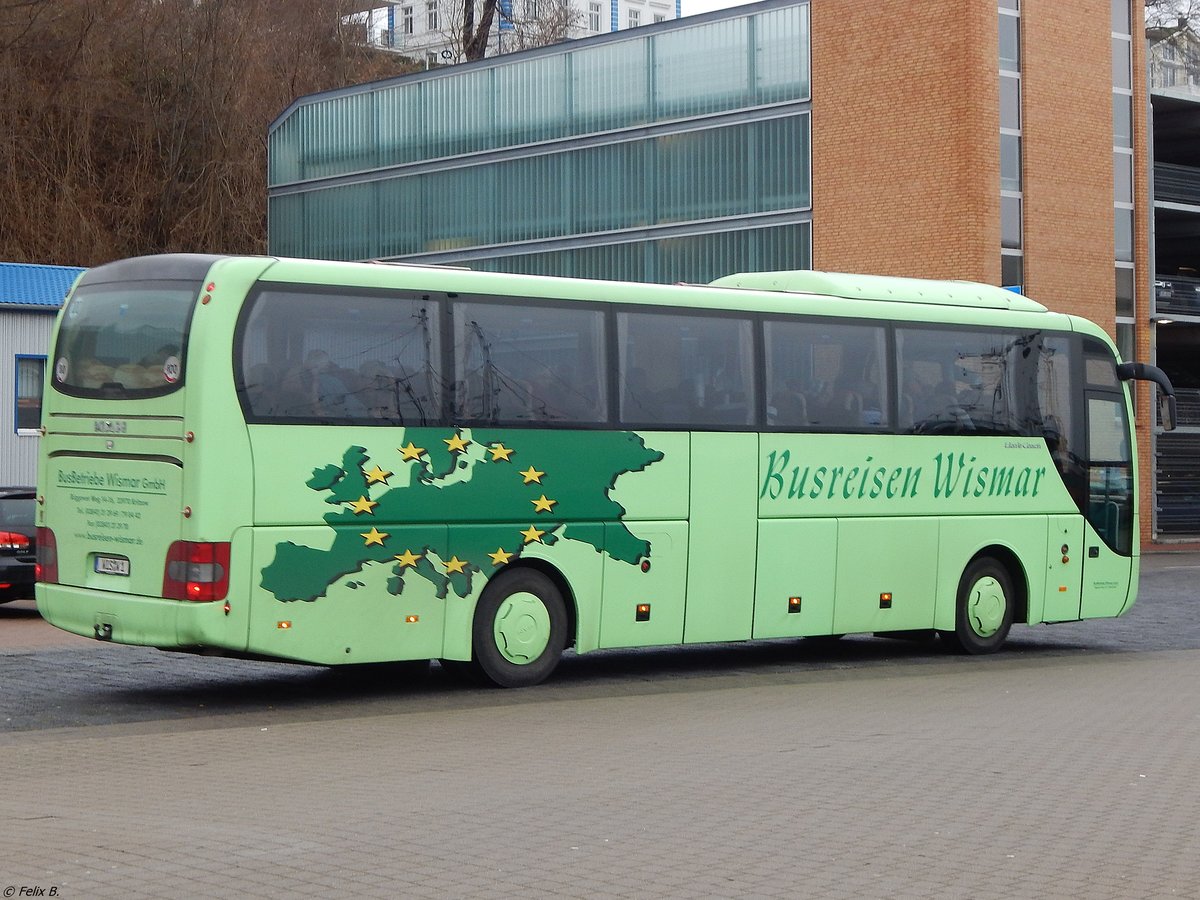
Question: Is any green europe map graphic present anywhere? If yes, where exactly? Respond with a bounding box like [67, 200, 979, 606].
[260, 429, 664, 603]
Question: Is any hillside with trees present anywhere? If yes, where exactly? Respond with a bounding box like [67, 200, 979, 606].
[0, 0, 417, 266]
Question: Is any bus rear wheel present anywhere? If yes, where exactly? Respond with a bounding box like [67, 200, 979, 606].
[943, 556, 1014, 655]
[471, 568, 568, 688]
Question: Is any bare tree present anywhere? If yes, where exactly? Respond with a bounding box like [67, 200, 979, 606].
[417, 0, 582, 63]
[503, 0, 584, 52]
[0, 0, 417, 265]
[1146, 0, 1199, 28]
[460, 0, 500, 60]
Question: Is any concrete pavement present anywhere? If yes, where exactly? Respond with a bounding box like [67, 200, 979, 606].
[2, 646, 1199, 898]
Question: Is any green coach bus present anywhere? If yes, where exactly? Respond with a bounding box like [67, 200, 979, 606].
[35, 255, 1176, 686]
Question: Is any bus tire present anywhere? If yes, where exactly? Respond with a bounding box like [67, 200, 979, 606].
[471, 568, 568, 688]
[943, 556, 1014, 655]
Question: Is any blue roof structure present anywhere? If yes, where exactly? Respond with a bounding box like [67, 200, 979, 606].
[0, 262, 85, 310]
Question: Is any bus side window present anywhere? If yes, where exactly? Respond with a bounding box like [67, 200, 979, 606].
[617, 311, 753, 428]
[453, 300, 607, 426]
[765, 319, 888, 430]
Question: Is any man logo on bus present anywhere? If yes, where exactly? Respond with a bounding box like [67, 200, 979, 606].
[260, 428, 663, 603]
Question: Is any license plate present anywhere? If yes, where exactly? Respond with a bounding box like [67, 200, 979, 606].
[94, 555, 130, 576]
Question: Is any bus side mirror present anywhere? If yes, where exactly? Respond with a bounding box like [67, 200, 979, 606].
[1160, 392, 1178, 432]
[1117, 362, 1178, 431]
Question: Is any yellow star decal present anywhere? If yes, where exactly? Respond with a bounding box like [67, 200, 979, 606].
[489, 443, 514, 462]
[531, 494, 557, 514]
[519, 466, 544, 485]
[488, 547, 514, 566]
[444, 433, 470, 453]
[365, 465, 392, 485]
[399, 442, 425, 462]
[361, 527, 388, 547]
[443, 556, 468, 575]
[394, 549, 423, 568]
[520, 525, 546, 544]
[347, 495, 378, 515]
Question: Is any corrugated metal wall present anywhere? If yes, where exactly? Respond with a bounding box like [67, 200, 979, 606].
[1, 310, 54, 486]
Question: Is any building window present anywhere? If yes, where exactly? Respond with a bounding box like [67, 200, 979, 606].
[999, 11, 1020, 72]
[15, 356, 45, 434]
[999, 3, 1022, 286]
[628, 9, 640, 28]
[427, 1, 438, 30]
[589, 1, 601, 30]
[1112, 1, 1134, 315]
[401, 6, 414, 34]
[654, 13, 665, 22]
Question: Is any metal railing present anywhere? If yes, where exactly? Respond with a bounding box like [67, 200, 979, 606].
[1155, 163, 1200, 206]
[1157, 430, 1200, 535]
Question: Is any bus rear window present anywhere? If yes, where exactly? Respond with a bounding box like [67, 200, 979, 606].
[53, 281, 198, 398]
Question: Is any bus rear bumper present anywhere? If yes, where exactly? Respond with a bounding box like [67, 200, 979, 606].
[36, 584, 246, 652]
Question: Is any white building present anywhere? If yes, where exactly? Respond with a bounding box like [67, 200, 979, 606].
[353, 0, 680, 63]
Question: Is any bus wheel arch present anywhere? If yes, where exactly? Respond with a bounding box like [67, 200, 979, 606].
[942, 547, 1026, 655]
[504, 558, 578, 651]
[469, 564, 571, 688]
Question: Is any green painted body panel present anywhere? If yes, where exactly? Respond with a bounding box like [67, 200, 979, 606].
[40, 452, 183, 598]
[834, 518, 940, 634]
[933, 516, 1049, 630]
[711, 270, 1047, 313]
[1042, 515, 1085, 622]
[683, 433, 758, 644]
[601, 432, 690, 520]
[599, 521, 688, 648]
[759, 434, 1075, 519]
[1081, 522, 1134, 619]
[249, 525, 449, 665]
[753, 519, 836, 637]
[520, 527, 605, 655]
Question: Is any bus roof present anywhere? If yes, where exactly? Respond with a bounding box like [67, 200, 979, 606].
[709, 270, 1048, 313]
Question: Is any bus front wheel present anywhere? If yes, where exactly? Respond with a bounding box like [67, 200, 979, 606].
[943, 556, 1014, 655]
[471, 568, 568, 688]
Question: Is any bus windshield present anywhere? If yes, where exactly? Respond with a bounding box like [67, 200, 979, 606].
[52, 280, 198, 398]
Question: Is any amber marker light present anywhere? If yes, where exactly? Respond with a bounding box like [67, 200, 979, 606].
[788, 596, 802, 613]
[635, 603, 651, 622]
[277, 621, 292, 629]
[880, 592, 893, 609]
[405, 615, 419, 624]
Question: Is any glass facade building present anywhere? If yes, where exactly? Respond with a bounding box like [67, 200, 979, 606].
[268, 0, 812, 283]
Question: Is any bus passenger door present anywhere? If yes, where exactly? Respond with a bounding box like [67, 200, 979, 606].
[1079, 388, 1136, 619]
[1042, 515, 1083, 622]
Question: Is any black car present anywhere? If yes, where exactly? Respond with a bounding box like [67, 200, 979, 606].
[0, 487, 36, 603]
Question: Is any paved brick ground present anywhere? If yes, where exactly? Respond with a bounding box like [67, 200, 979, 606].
[2, 648, 1199, 898]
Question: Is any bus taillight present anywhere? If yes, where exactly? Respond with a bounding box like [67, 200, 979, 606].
[163, 541, 231, 602]
[36, 527, 58, 584]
